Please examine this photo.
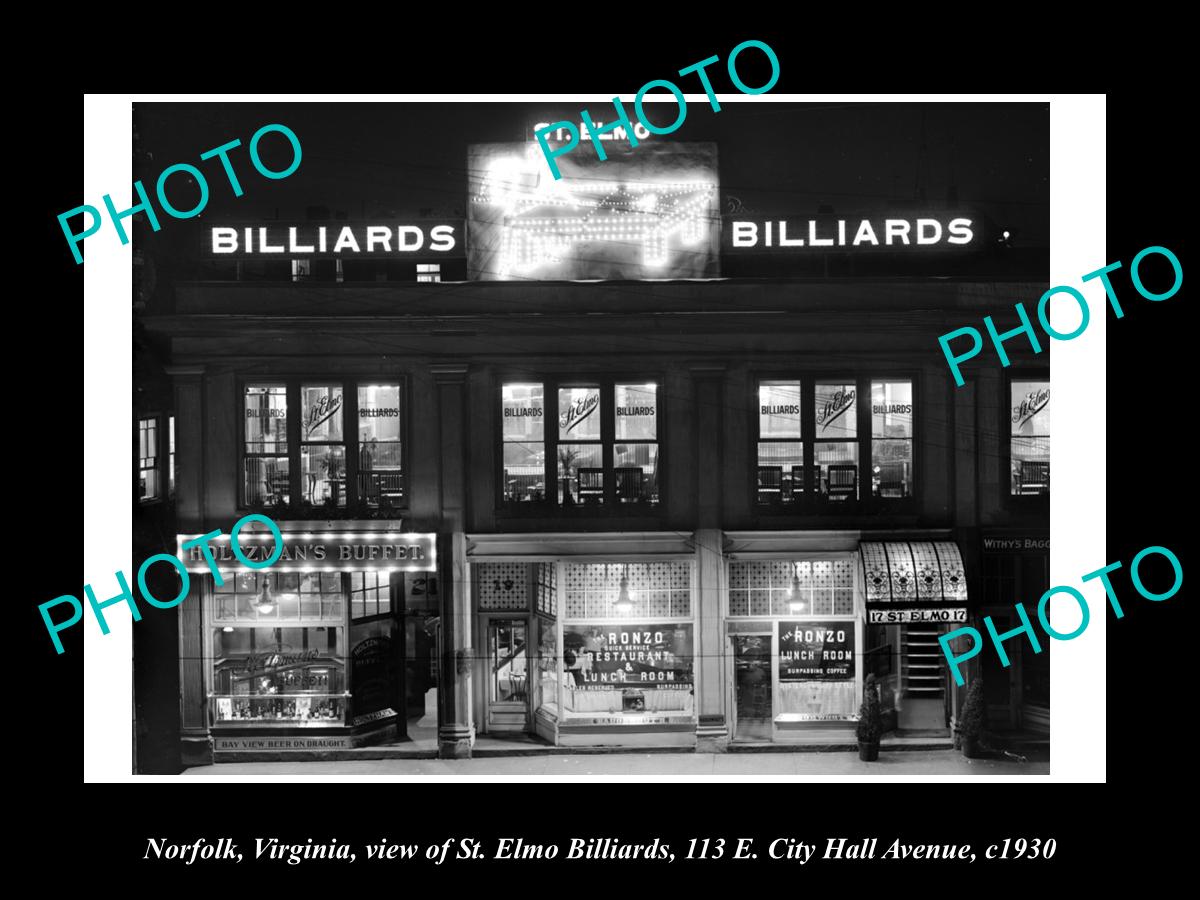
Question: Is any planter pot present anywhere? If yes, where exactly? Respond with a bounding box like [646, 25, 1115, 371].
[858, 741, 879, 762]
[961, 735, 981, 759]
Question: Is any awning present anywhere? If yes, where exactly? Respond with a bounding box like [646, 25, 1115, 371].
[859, 541, 968, 625]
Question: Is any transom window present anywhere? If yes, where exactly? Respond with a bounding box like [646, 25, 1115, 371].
[501, 379, 660, 509]
[242, 379, 405, 511]
[755, 377, 915, 509]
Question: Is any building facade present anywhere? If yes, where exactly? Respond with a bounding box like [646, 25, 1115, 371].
[132, 116, 1049, 769]
[137, 270, 1050, 766]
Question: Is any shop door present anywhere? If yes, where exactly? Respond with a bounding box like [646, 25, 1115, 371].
[732, 633, 773, 742]
[898, 624, 950, 732]
[484, 617, 531, 733]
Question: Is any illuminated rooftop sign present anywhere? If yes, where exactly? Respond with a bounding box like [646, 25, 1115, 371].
[468, 142, 720, 281]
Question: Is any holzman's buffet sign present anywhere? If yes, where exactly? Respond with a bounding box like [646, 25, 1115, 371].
[177, 532, 437, 572]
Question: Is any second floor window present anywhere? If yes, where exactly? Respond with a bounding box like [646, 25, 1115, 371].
[138, 416, 160, 501]
[243, 380, 405, 510]
[756, 377, 915, 509]
[301, 384, 345, 507]
[1010, 378, 1049, 496]
[245, 385, 289, 508]
[501, 380, 659, 509]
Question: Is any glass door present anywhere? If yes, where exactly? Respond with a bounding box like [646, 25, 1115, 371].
[485, 617, 530, 732]
[732, 633, 773, 742]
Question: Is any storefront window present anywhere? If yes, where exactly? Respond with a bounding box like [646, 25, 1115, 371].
[243, 384, 289, 507]
[211, 625, 345, 724]
[211, 571, 346, 725]
[560, 562, 694, 723]
[1011, 379, 1050, 495]
[757, 382, 803, 504]
[502, 380, 661, 508]
[501, 383, 546, 502]
[357, 384, 403, 508]
[871, 380, 913, 498]
[301, 384, 345, 507]
[728, 559, 859, 731]
[138, 416, 159, 501]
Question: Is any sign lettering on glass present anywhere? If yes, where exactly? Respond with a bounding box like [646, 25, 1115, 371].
[559, 391, 600, 436]
[1011, 388, 1050, 429]
[563, 624, 693, 687]
[778, 620, 855, 681]
[303, 392, 342, 437]
[816, 388, 856, 433]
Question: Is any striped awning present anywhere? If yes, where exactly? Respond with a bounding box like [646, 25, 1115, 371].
[859, 541, 968, 624]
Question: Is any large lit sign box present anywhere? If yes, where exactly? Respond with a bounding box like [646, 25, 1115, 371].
[467, 142, 720, 281]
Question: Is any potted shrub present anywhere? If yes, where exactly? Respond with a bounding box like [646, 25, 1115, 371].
[957, 675, 986, 759]
[856, 674, 882, 761]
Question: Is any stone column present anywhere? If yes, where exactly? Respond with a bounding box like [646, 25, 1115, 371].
[691, 368, 729, 750]
[432, 365, 474, 758]
[168, 365, 211, 768]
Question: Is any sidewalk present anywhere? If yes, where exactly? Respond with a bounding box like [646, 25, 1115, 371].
[179, 749, 1049, 777]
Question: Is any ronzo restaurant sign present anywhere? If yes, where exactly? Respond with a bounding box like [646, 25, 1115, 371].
[177, 532, 437, 573]
[778, 621, 855, 681]
[206, 221, 464, 258]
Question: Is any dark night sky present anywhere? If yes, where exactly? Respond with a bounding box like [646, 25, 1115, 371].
[134, 101, 1048, 246]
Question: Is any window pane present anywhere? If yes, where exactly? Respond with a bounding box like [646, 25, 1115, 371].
[615, 383, 657, 439]
[140, 418, 157, 458]
[357, 384, 401, 442]
[558, 443, 603, 505]
[871, 381, 913, 438]
[168, 415, 175, 498]
[245, 385, 287, 453]
[244, 457, 289, 506]
[757, 441, 804, 503]
[1011, 380, 1050, 496]
[815, 383, 857, 438]
[301, 445, 347, 506]
[502, 383, 544, 441]
[210, 626, 345, 724]
[1011, 381, 1050, 436]
[872, 439, 912, 498]
[503, 442, 546, 502]
[558, 387, 602, 440]
[614, 443, 658, 504]
[140, 467, 159, 501]
[759, 382, 802, 438]
[301, 384, 344, 442]
[814, 442, 859, 501]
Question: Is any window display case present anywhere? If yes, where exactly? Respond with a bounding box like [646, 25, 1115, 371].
[211, 624, 347, 727]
